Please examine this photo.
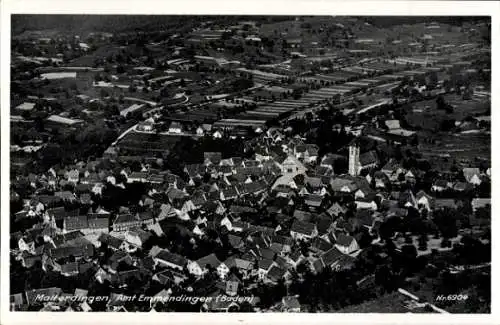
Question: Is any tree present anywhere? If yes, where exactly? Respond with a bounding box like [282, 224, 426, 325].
[417, 234, 428, 251]
[433, 207, 458, 239]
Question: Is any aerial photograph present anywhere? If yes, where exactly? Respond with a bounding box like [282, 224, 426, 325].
[8, 15, 491, 313]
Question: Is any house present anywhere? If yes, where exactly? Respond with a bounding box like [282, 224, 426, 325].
[63, 215, 89, 233]
[168, 121, 183, 134]
[355, 197, 378, 210]
[66, 169, 80, 183]
[330, 177, 358, 194]
[113, 214, 141, 232]
[222, 257, 254, 278]
[124, 229, 152, 250]
[359, 150, 379, 171]
[334, 234, 359, 254]
[225, 274, 241, 296]
[279, 155, 307, 175]
[220, 186, 239, 201]
[320, 153, 344, 169]
[310, 237, 334, 254]
[154, 250, 187, 271]
[463, 168, 482, 185]
[432, 179, 450, 192]
[303, 194, 324, 210]
[398, 190, 417, 208]
[127, 172, 148, 183]
[138, 211, 155, 226]
[327, 202, 347, 218]
[453, 182, 472, 192]
[286, 251, 305, 269]
[213, 130, 223, 138]
[265, 265, 287, 284]
[188, 253, 221, 277]
[97, 233, 123, 251]
[281, 296, 301, 312]
[318, 247, 344, 271]
[227, 234, 245, 250]
[416, 190, 434, 210]
[54, 191, 77, 202]
[60, 262, 80, 276]
[471, 198, 490, 213]
[257, 259, 275, 280]
[204, 152, 222, 166]
[294, 144, 319, 163]
[290, 220, 318, 241]
[137, 121, 154, 132]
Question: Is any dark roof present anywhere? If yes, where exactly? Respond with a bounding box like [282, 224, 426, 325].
[114, 214, 139, 224]
[64, 215, 89, 231]
[196, 253, 221, 268]
[155, 250, 187, 267]
[204, 152, 222, 164]
[98, 233, 123, 249]
[359, 150, 379, 166]
[50, 244, 94, 260]
[138, 210, 153, 221]
[293, 210, 313, 222]
[61, 262, 79, 274]
[87, 215, 109, 229]
[221, 186, 238, 198]
[258, 258, 274, 270]
[434, 199, 458, 209]
[336, 233, 356, 247]
[320, 247, 343, 266]
[46, 207, 67, 220]
[311, 237, 334, 252]
[327, 202, 347, 217]
[267, 266, 286, 281]
[316, 217, 333, 235]
[283, 296, 301, 309]
[304, 194, 324, 207]
[290, 220, 316, 236]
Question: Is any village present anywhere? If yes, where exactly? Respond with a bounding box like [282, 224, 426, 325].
[9, 16, 491, 313]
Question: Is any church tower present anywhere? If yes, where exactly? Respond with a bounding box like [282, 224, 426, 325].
[348, 141, 360, 176]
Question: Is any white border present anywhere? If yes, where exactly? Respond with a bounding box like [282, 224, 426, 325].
[1, 1, 498, 324]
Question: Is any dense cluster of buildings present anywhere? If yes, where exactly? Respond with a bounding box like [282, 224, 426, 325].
[10, 16, 491, 313]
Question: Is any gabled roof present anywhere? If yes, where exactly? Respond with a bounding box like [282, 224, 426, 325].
[227, 234, 244, 248]
[359, 150, 379, 166]
[114, 213, 139, 224]
[64, 215, 89, 231]
[463, 167, 481, 182]
[330, 177, 355, 192]
[87, 214, 109, 229]
[471, 198, 491, 210]
[283, 296, 301, 309]
[155, 250, 187, 267]
[267, 265, 286, 281]
[304, 194, 324, 207]
[327, 202, 347, 217]
[196, 253, 221, 269]
[311, 237, 333, 252]
[290, 220, 316, 236]
[293, 210, 313, 222]
[398, 189, 417, 207]
[335, 233, 356, 247]
[258, 258, 274, 270]
[434, 199, 458, 209]
[98, 233, 123, 249]
[320, 247, 343, 266]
